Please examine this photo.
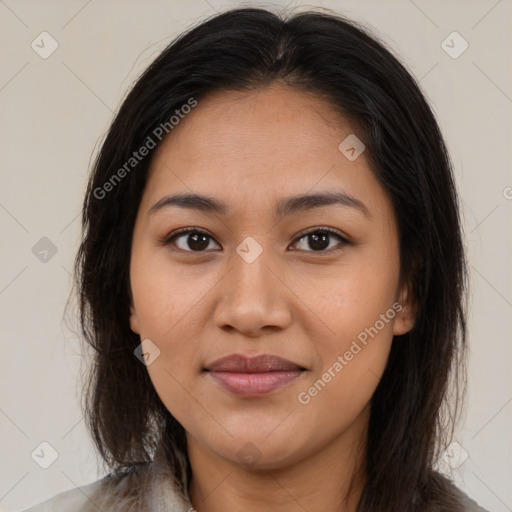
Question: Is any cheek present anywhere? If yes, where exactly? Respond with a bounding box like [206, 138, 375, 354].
[145, 356, 207, 435]
[130, 243, 211, 338]
[300, 246, 399, 409]
[312, 246, 400, 347]
[129, 245, 216, 420]
[298, 315, 394, 435]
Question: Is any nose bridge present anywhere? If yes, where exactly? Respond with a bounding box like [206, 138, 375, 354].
[213, 236, 291, 333]
[229, 236, 274, 303]
[235, 238, 268, 287]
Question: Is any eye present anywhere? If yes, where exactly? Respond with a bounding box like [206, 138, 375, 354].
[291, 227, 349, 253]
[162, 226, 349, 254]
[163, 227, 220, 252]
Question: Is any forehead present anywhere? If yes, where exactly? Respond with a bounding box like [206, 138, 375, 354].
[142, 83, 388, 218]
[150, 83, 354, 173]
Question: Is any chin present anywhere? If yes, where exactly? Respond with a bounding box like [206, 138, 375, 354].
[212, 433, 307, 471]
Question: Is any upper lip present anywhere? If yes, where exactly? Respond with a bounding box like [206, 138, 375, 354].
[205, 354, 306, 373]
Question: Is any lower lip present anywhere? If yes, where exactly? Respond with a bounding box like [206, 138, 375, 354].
[207, 370, 304, 398]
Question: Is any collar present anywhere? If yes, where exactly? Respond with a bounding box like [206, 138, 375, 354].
[148, 436, 193, 511]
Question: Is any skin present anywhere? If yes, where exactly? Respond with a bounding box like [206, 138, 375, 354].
[129, 82, 415, 512]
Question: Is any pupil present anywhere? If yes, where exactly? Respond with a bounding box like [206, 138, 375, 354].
[188, 233, 209, 251]
[309, 232, 329, 251]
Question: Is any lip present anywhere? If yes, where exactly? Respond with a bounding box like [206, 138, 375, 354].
[205, 354, 307, 398]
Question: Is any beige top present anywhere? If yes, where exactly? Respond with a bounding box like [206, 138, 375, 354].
[21, 438, 490, 512]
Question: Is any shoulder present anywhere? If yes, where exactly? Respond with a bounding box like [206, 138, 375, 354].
[454, 487, 490, 512]
[19, 462, 154, 512]
[19, 457, 191, 512]
[19, 477, 106, 512]
[435, 473, 490, 512]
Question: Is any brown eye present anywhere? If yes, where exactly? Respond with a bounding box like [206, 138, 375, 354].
[164, 228, 220, 252]
[292, 228, 349, 253]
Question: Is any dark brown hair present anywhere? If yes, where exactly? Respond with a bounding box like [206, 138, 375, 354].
[73, 7, 468, 511]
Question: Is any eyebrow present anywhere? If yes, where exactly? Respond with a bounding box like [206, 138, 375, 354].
[148, 191, 370, 219]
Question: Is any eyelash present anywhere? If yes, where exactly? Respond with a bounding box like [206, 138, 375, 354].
[161, 226, 350, 254]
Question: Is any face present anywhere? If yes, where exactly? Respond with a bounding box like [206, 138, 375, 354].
[129, 83, 414, 470]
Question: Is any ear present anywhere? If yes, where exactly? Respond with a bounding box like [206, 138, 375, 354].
[129, 303, 140, 335]
[393, 281, 416, 336]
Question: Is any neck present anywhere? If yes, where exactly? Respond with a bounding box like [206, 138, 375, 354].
[187, 407, 368, 512]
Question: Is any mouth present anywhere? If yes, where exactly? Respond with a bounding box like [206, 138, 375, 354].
[204, 353, 307, 398]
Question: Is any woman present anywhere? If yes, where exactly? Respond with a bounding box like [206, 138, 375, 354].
[23, 6, 489, 512]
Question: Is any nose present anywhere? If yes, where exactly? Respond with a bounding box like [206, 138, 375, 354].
[213, 243, 292, 337]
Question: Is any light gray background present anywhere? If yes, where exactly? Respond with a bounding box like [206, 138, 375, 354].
[0, 1, 510, 511]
